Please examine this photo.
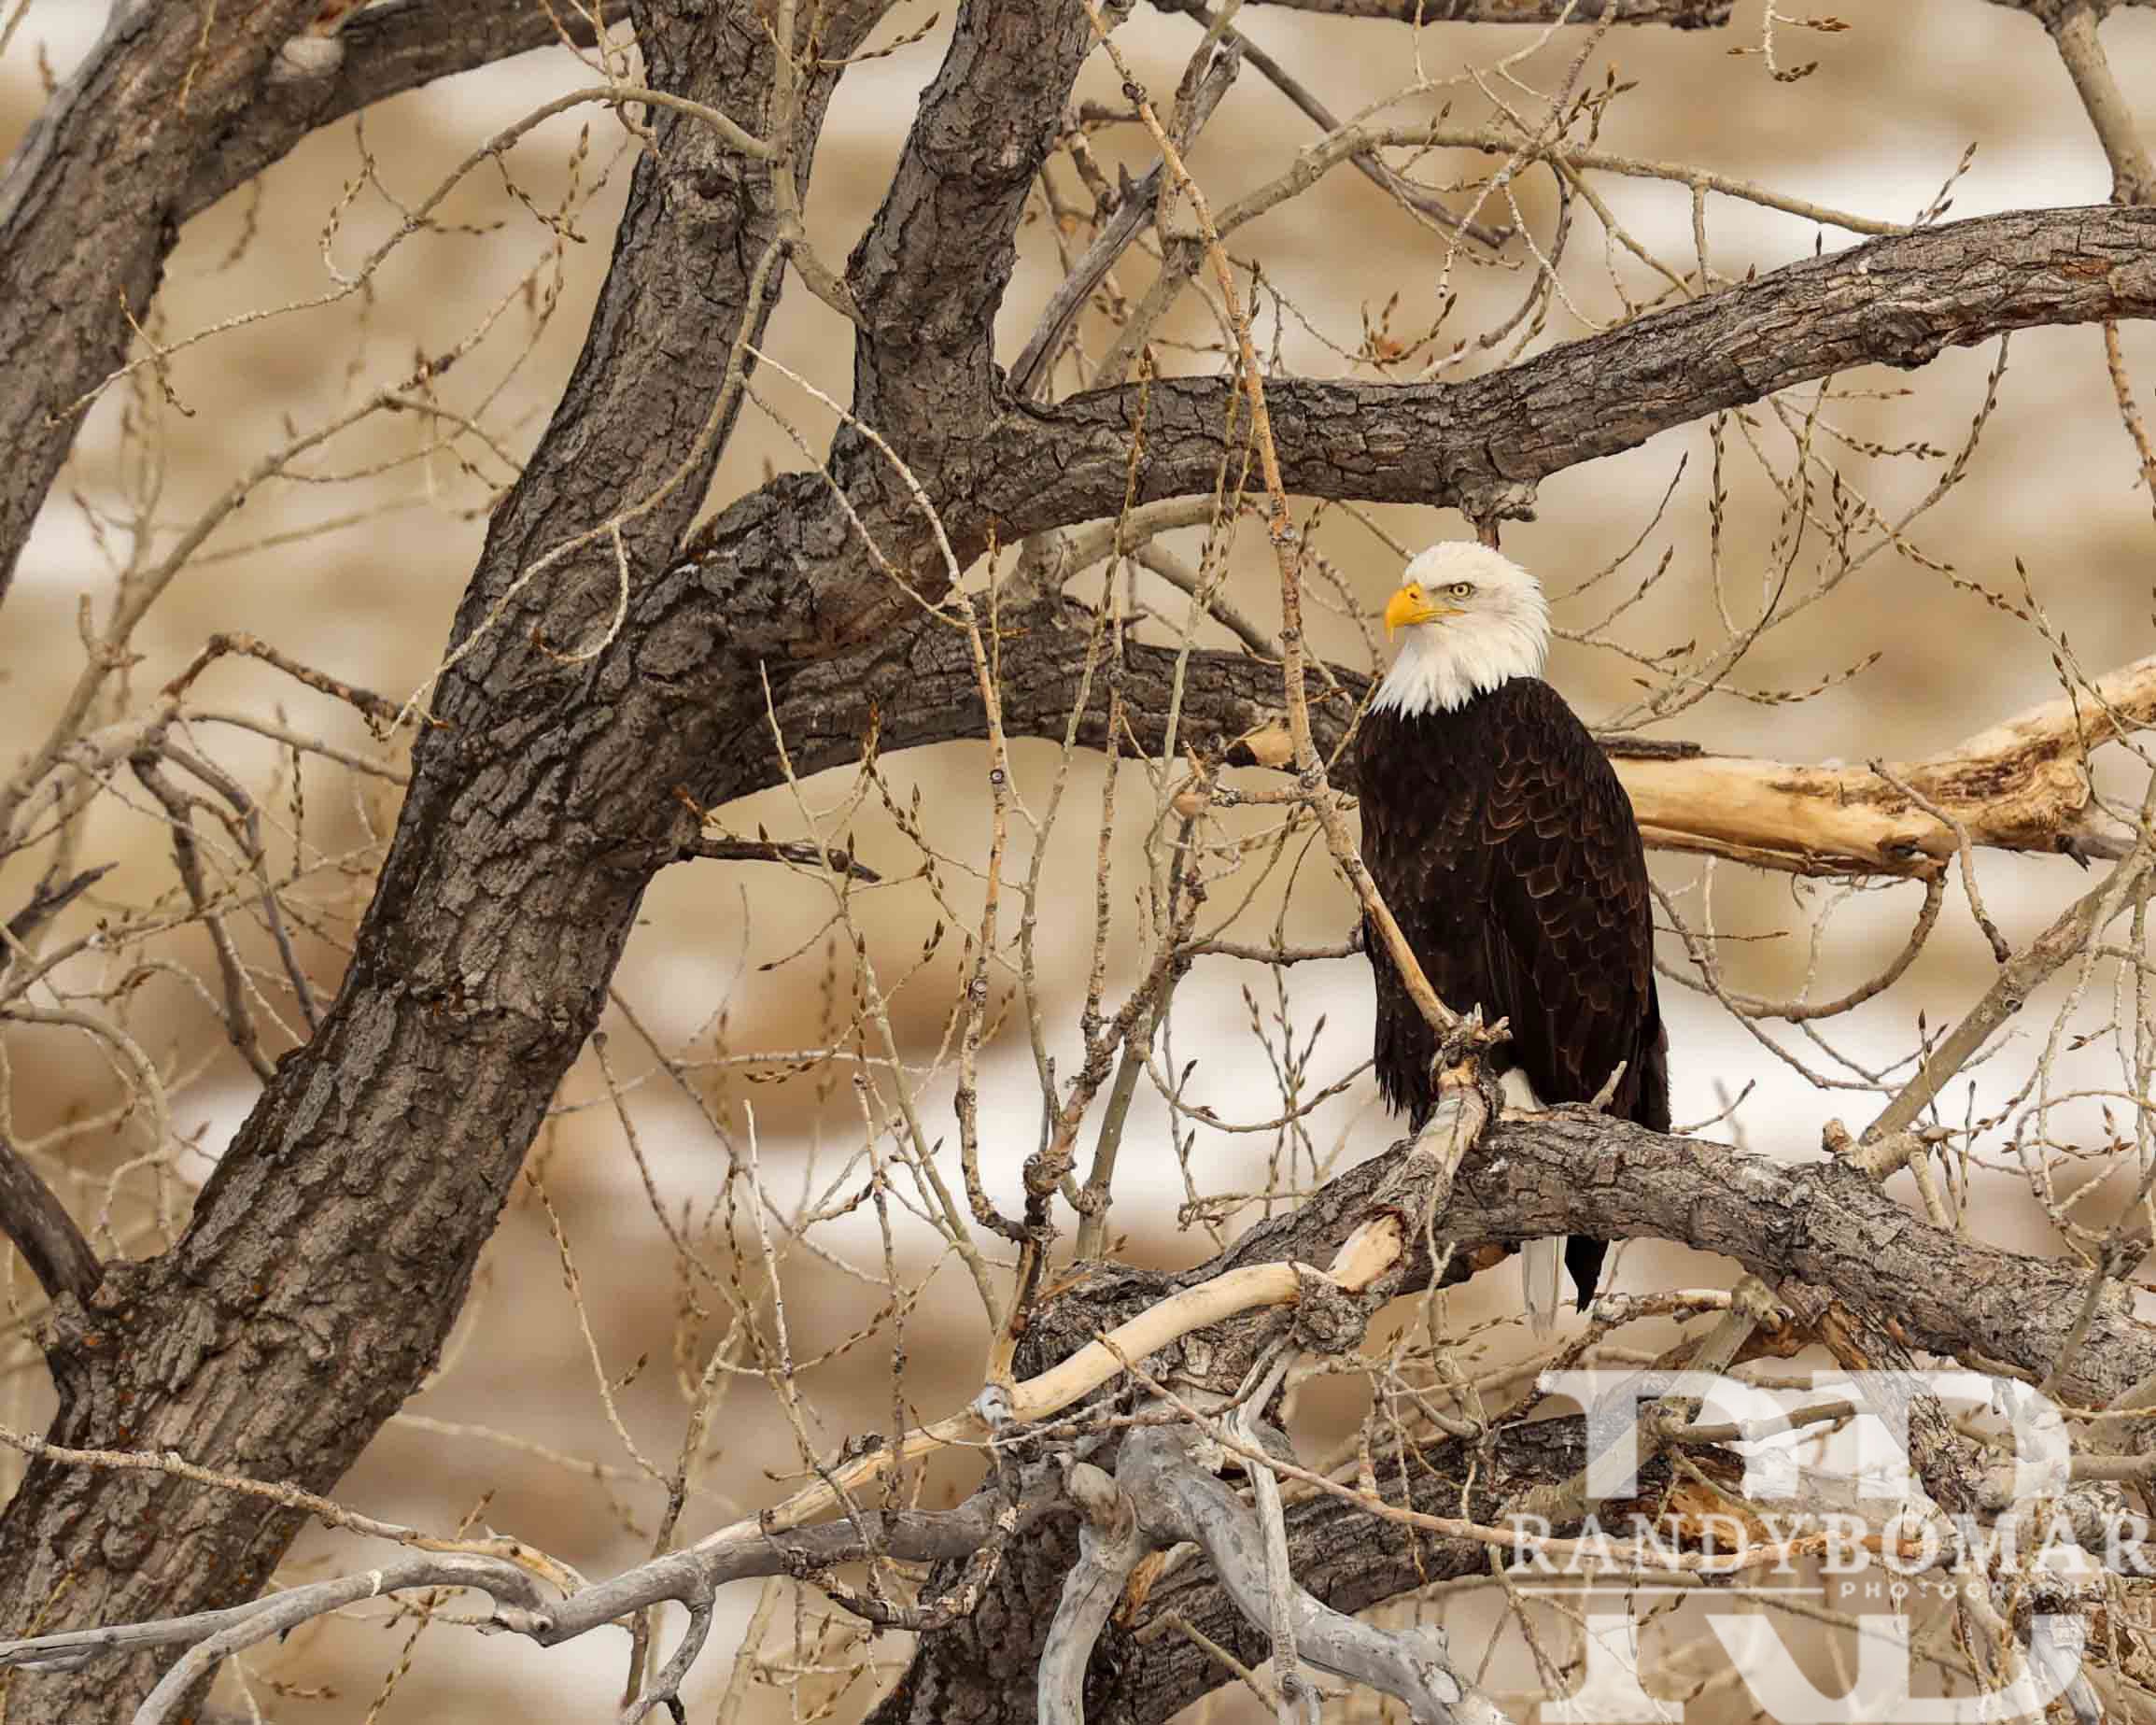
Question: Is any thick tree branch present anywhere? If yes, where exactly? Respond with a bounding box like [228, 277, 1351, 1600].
[0, 0, 326, 602]
[1452, 1113, 2156, 1406]
[4, 1087, 2152, 1717]
[1116, 1425, 1507, 1725]
[175, 0, 618, 225]
[846, 0, 1102, 437]
[756, 596, 2151, 877]
[1095, 1106, 2156, 1411]
[1619, 650, 2156, 873]
[0, 1134, 99, 1308]
[994, 205, 2156, 532]
[0, 1, 893, 1713]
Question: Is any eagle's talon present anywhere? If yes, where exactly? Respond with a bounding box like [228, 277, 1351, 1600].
[1731, 1274, 1789, 1327]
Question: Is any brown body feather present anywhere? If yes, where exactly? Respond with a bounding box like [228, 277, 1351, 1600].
[1354, 676, 1668, 1307]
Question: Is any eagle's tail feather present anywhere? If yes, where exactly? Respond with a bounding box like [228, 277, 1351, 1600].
[1521, 1235, 1564, 1336]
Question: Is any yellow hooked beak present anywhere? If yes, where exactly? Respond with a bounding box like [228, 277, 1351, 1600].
[1382, 584, 1459, 639]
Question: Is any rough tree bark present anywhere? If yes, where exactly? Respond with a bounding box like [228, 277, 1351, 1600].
[1, 0, 2153, 1718]
[763, 595, 2154, 874]
[863, 1101, 2156, 1725]
[10, 1096, 2144, 1719]
[0, 0, 326, 599]
[0, 0, 900, 1710]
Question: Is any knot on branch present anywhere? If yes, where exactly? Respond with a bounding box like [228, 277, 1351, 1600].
[1062, 1459, 1137, 1541]
[1289, 1264, 1369, 1356]
[2014, 0, 2110, 30]
[1457, 477, 1540, 537]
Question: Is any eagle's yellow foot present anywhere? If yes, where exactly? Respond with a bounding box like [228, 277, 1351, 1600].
[1731, 1274, 1790, 1328]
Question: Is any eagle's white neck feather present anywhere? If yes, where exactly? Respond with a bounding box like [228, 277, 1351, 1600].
[1371, 544, 1551, 716]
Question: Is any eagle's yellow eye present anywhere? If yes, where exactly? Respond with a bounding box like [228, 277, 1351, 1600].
[1446, 582, 1473, 600]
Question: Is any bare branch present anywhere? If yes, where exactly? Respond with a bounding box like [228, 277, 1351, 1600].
[129, 754, 278, 1084]
[0, 1132, 99, 1308]
[2034, 1, 2156, 206]
[4, 864, 114, 949]
[0, 1555, 549, 1681]
[1163, 1, 1509, 246]
[0, 0, 325, 601]
[0, 1477, 1049, 1701]
[1009, 39, 1247, 399]
[1001, 205, 2156, 533]
[674, 835, 881, 881]
[764, 598, 2156, 878]
[1116, 1426, 1506, 1725]
[175, 0, 623, 224]
[1038, 1463, 1149, 1725]
[1865, 825, 2156, 1142]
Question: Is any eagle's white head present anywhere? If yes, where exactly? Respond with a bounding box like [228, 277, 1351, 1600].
[1370, 543, 1550, 716]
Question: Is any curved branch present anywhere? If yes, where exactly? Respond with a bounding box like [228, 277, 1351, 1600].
[993, 205, 2156, 532]
[1038, 1464, 1149, 1725]
[0, 1479, 1055, 1697]
[845, 0, 1103, 432]
[1117, 1426, 1506, 1725]
[0, 1134, 98, 1308]
[176, 0, 619, 224]
[0, 0, 325, 601]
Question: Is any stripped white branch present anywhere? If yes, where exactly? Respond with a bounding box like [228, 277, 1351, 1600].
[1116, 1427, 1508, 1725]
[1037, 1463, 1151, 1725]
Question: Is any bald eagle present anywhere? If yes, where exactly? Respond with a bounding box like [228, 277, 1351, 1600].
[1353, 543, 1668, 1330]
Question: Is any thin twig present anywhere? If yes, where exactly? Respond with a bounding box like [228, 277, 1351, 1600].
[676, 834, 879, 881]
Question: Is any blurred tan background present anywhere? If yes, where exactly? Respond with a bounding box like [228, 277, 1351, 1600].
[4, 0, 2156, 1716]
